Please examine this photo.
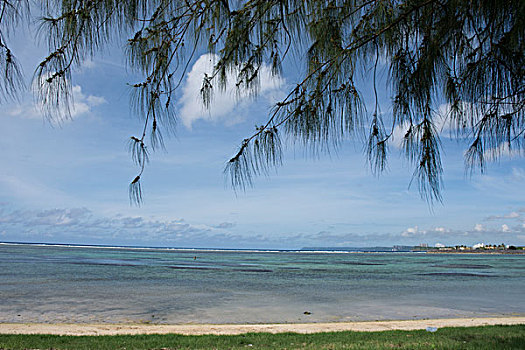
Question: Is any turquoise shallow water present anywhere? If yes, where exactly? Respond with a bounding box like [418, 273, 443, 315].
[1, 243, 524, 324]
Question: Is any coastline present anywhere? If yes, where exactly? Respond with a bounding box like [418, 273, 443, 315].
[3, 241, 524, 254]
[421, 250, 525, 255]
[1, 317, 524, 335]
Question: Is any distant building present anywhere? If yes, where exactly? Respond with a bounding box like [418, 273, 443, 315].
[438, 247, 454, 251]
[435, 243, 445, 248]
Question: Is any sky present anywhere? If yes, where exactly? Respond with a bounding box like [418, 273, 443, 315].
[1, 21, 524, 249]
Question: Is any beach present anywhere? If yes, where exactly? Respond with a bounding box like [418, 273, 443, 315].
[1, 317, 524, 335]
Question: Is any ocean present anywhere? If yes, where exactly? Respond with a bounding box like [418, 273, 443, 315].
[1, 243, 524, 324]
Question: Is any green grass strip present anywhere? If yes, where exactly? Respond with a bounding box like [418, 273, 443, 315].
[0, 325, 524, 349]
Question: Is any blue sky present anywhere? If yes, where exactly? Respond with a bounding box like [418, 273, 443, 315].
[1, 25, 524, 249]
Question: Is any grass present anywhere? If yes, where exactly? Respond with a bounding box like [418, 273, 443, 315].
[0, 325, 524, 349]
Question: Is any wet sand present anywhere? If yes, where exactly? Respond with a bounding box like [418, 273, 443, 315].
[1, 317, 524, 335]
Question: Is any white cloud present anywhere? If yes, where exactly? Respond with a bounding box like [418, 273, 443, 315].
[474, 223, 484, 232]
[502, 224, 510, 232]
[6, 85, 106, 120]
[178, 53, 284, 129]
[400, 225, 451, 237]
[483, 143, 522, 161]
[81, 59, 96, 69]
[390, 103, 459, 149]
[33, 208, 92, 226]
[486, 210, 523, 221]
[86, 95, 106, 106]
[401, 226, 419, 237]
[433, 104, 451, 134]
[7, 103, 40, 119]
[213, 222, 236, 229]
[70, 85, 107, 117]
[390, 122, 410, 149]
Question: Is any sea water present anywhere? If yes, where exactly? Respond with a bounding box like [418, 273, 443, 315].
[1, 243, 524, 324]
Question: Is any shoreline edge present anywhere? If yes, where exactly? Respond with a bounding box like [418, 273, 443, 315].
[1, 317, 524, 335]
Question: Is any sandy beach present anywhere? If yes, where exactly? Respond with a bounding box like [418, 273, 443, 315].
[1, 317, 524, 336]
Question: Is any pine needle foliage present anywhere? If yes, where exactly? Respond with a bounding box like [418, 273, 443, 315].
[0, 0, 27, 102]
[0, 0, 523, 204]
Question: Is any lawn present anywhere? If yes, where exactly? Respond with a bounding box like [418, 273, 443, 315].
[1, 325, 524, 349]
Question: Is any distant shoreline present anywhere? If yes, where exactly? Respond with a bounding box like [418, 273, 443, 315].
[421, 250, 525, 255]
[2, 241, 524, 254]
[1, 317, 524, 335]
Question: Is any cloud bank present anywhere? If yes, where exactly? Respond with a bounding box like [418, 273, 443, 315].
[2, 204, 525, 249]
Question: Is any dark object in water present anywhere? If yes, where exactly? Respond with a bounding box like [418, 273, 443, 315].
[168, 265, 217, 270]
[431, 264, 493, 269]
[304, 311, 311, 315]
[341, 262, 386, 266]
[418, 272, 495, 278]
